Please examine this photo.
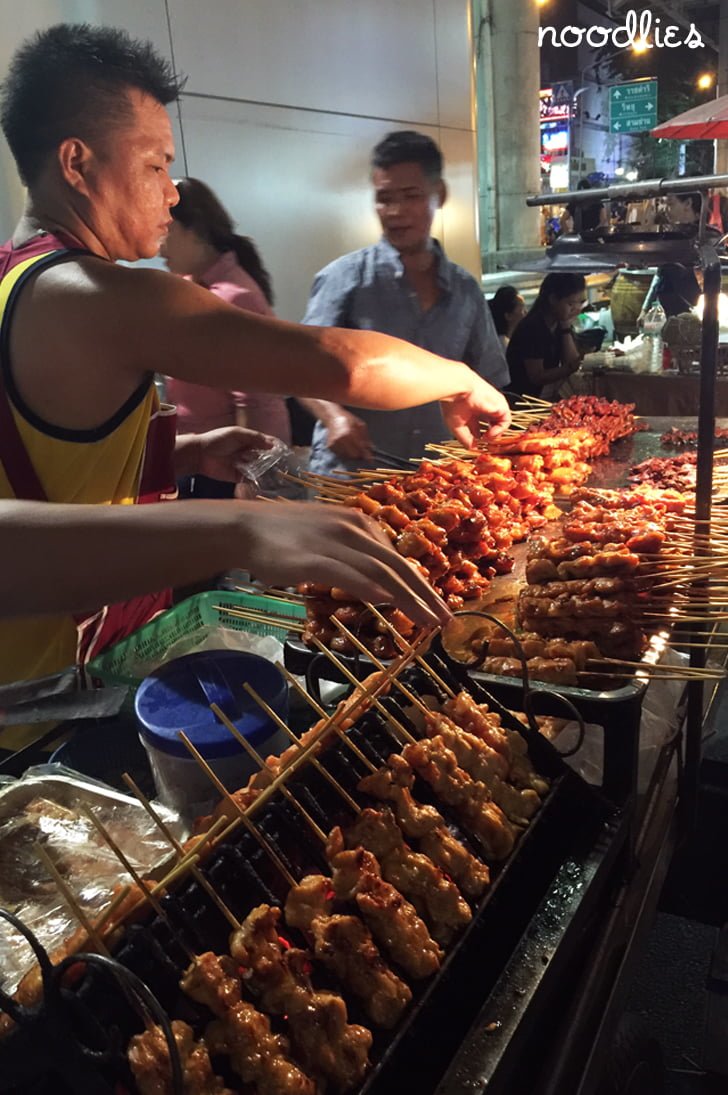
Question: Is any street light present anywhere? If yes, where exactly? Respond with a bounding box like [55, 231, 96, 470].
[697, 73, 716, 91]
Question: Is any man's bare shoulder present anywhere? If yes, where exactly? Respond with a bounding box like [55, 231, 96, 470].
[9, 258, 205, 394]
[21, 259, 216, 361]
[31, 254, 178, 300]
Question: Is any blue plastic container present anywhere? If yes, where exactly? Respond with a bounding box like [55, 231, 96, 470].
[135, 650, 288, 820]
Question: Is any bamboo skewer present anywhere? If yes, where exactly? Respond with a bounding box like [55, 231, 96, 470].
[211, 604, 305, 633]
[230, 587, 305, 607]
[364, 603, 457, 699]
[78, 803, 197, 963]
[278, 469, 356, 497]
[589, 657, 725, 680]
[178, 731, 297, 888]
[239, 684, 362, 815]
[235, 652, 409, 822]
[309, 634, 420, 745]
[328, 617, 436, 722]
[121, 773, 241, 932]
[93, 884, 132, 937]
[578, 669, 725, 682]
[276, 664, 380, 775]
[34, 842, 111, 957]
[518, 394, 553, 406]
[209, 702, 328, 845]
[122, 815, 229, 914]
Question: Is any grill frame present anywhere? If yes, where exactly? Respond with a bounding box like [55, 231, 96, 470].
[0, 657, 624, 1095]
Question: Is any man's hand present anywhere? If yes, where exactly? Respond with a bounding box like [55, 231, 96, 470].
[326, 408, 374, 461]
[440, 374, 511, 449]
[237, 501, 451, 629]
[175, 427, 273, 481]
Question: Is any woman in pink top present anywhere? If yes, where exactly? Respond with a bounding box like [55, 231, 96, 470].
[162, 177, 291, 497]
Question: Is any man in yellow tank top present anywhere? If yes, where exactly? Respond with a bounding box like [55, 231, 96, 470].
[0, 24, 510, 700]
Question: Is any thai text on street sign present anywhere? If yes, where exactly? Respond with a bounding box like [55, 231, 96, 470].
[609, 79, 658, 134]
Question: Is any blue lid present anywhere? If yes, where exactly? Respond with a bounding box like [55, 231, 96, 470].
[135, 650, 288, 760]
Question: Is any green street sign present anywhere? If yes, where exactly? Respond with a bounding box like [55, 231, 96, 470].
[609, 79, 658, 135]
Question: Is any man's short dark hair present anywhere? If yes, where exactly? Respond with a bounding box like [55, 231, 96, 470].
[371, 131, 443, 182]
[1, 23, 185, 186]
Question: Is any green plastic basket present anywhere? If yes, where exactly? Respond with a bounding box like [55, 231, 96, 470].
[87, 590, 307, 690]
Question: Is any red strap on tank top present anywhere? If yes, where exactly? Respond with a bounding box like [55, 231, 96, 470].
[0, 371, 47, 501]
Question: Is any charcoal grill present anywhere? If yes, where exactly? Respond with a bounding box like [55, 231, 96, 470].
[0, 656, 625, 1095]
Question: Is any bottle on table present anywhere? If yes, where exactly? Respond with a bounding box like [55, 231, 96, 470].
[642, 302, 667, 374]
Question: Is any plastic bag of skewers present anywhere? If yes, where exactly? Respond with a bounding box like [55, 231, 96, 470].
[235, 436, 307, 500]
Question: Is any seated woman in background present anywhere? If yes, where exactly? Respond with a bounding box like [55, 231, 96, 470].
[489, 286, 527, 349]
[665, 192, 702, 228]
[162, 177, 291, 498]
[506, 272, 585, 399]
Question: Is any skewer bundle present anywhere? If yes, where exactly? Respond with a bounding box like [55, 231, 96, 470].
[294, 449, 569, 655]
[530, 394, 646, 456]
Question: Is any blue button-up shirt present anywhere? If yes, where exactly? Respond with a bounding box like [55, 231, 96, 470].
[302, 238, 509, 475]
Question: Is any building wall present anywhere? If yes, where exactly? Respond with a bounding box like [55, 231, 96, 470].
[0, 0, 480, 321]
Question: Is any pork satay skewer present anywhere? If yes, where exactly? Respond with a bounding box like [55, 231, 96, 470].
[230, 904, 373, 1090]
[122, 773, 242, 933]
[277, 662, 490, 898]
[276, 662, 383, 778]
[179, 731, 298, 888]
[285, 885, 413, 1029]
[178, 953, 318, 1095]
[211, 696, 466, 946]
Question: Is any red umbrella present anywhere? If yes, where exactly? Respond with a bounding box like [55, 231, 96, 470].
[651, 94, 728, 140]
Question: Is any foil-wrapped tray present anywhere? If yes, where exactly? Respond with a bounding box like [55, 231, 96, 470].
[0, 768, 185, 995]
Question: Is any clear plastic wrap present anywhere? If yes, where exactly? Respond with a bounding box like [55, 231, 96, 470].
[236, 437, 308, 499]
[550, 647, 690, 791]
[0, 767, 185, 994]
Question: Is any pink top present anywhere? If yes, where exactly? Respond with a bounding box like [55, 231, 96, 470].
[165, 250, 291, 442]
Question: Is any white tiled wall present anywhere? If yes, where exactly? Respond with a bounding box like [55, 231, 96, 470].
[0, 0, 479, 320]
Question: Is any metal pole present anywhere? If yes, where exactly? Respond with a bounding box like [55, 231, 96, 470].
[717, 3, 728, 175]
[683, 247, 721, 833]
[527, 172, 728, 208]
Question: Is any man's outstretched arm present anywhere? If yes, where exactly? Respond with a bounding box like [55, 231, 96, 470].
[0, 499, 450, 629]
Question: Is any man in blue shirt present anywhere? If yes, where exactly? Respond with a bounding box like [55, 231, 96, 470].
[299, 130, 510, 475]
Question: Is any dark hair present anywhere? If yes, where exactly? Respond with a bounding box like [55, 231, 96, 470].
[532, 272, 586, 311]
[576, 179, 592, 191]
[673, 192, 702, 216]
[489, 286, 522, 335]
[371, 130, 443, 182]
[1, 23, 184, 186]
[172, 177, 274, 306]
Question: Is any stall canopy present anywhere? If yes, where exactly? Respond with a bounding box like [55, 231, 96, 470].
[651, 94, 728, 140]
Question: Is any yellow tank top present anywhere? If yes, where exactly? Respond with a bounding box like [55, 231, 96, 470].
[0, 245, 159, 690]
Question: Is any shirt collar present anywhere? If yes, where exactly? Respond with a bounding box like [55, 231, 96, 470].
[199, 249, 238, 287]
[374, 237, 452, 291]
